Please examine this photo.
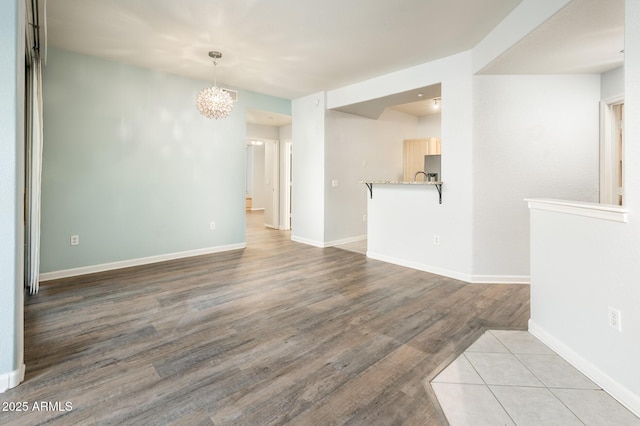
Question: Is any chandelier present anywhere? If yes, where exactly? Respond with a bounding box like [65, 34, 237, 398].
[196, 51, 234, 119]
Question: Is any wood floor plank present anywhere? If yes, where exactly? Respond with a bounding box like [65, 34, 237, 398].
[0, 211, 529, 425]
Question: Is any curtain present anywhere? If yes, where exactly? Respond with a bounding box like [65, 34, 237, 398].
[25, 57, 43, 295]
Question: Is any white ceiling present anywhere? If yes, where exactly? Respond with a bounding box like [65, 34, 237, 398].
[333, 83, 441, 119]
[390, 98, 442, 117]
[45, 0, 624, 123]
[246, 109, 292, 127]
[45, 0, 523, 101]
[479, 0, 624, 75]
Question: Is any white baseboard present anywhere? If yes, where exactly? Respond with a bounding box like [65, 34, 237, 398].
[325, 235, 367, 247]
[470, 274, 530, 284]
[291, 235, 367, 248]
[291, 235, 326, 248]
[0, 364, 25, 393]
[365, 252, 529, 284]
[529, 320, 640, 417]
[366, 251, 472, 282]
[39, 243, 246, 282]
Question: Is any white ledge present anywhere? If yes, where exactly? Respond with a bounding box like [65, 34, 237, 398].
[526, 198, 628, 223]
[358, 180, 443, 185]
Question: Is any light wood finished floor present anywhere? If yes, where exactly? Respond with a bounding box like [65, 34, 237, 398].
[1, 212, 529, 425]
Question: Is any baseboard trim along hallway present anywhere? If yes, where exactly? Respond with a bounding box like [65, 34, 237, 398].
[39, 243, 247, 282]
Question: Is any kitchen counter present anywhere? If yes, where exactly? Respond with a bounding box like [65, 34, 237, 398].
[359, 180, 443, 203]
[358, 180, 443, 185]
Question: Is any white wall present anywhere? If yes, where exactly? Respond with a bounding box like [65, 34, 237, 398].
[291, 93, 326, 246]
[326, 51, 475, 277]
[324, 108, 418, 245]
[529, 207, 640, 415]
[247, 123, 279, 140]
[417, 113, 441, 139]
[527, 1, 640, 415]
[246, 144, 266, 209]
[0, 0, 25, 391]
[473, 75, 600, 280]
[601, 66, 624, 101]
[279, 124, 292, 140]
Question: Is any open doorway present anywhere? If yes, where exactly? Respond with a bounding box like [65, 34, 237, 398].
[245, 137, 291, 232]
[245, 109, 293, 241]
[600, 99, 624, 205]
[245, 138, 279, 228]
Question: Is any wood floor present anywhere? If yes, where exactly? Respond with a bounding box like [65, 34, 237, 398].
[1, 212, 529, 425]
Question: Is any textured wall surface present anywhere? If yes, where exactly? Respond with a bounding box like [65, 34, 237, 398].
[473, 74, 600, 277]
[41, 48, 290, 273]
[528, 1, 640, 415]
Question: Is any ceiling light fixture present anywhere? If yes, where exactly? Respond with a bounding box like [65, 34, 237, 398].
[196, 51, 234, 120]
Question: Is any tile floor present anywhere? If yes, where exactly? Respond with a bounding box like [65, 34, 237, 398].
[431, 330, 640, 426]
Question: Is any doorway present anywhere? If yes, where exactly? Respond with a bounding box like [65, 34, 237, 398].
[245, 138, 288, 231]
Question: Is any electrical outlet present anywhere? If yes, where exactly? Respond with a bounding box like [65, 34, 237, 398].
[433, 235, 440, 245]
[608, 307, 622, 332]
[332, 179, 339, 187]
[70, 235, 79, 246]
[209, 222, 216, 231]
[362, 214, 367, 222]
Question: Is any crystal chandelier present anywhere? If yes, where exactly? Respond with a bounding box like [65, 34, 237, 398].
[196, 51, 234, 119]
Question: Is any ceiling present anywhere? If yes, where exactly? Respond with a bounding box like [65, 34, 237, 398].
[335, 0, 624, 119]
[390, 99, 441, 117]
[246, 109, 292, 127]
[479, 0, 624, 75]
[45, 0, 624, 123]
[333, 84, 441, 119]
[45, 0, 523, 101]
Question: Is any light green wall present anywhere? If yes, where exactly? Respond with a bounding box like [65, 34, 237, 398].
[0, 0, 24, 380]
[41, 48, 290, 273]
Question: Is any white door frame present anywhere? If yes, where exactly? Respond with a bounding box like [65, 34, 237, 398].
[600, 96, 624, 205]
[281, 140, 292, 231]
